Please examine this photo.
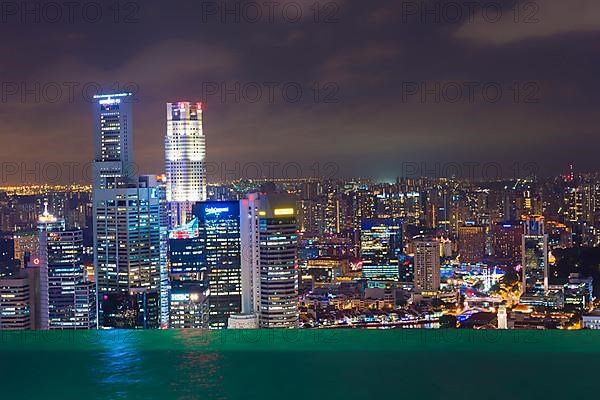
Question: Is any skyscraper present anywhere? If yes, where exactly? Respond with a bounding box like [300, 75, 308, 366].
[165, 102, 207, 228]
[38, 204, 95, 329]
[522, 215, 548, 296]
[237, 192, 299, 329]
[413, 238, 440, 292]
[193, 201, 241, 329]
[94, 175, 162, 328]
[92, 93, 134, 189]
[92, 94, 164, 329]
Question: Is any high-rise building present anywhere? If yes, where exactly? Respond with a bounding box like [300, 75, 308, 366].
[359, 218, 402, 280]
[522, 215, 548, 296]
[94, 175, 162, 328]
[237, 192, 299, 328]
[92, 93, 164, 329]
[458, 225, 486, 264]
[38, 204, 95, 330]
[194, 201, 241, 329]
[92, 93, 134, 189]
[413, 238, 440, 292]
[165, 101, 207, 228]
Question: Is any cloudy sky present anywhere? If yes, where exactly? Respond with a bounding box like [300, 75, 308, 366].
[1, 0, 599, 183]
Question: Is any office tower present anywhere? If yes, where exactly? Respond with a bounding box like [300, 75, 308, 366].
[194, 201, 241, 329]
[92, 93, 134, 189]
[490, 221, 522, 266]
[169, 282, 208, 329]
[165, 102, 207, 228]
[38, 205, 95, 329]
[94, 175, 161, 328]
[413, 238, 440, 292]
[92, 94, 165, 329]
[0, 233, 19, 278]
[458, 225, 486, 264]
[359, 218, 402, 280]
[238, 192, 299, 328]
[522, 215, 548, 296]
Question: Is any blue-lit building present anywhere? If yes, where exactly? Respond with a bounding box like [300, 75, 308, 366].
[167, 201, 242, 329]
[360, 218, 402, 280]
[194, 201, 241, 329]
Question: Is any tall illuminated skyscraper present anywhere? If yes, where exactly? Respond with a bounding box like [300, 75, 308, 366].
[92, 94, 164, 329]
[165, 102, 207, 228]
[92, 93, 134, 189]
[236, 192, 299, 329]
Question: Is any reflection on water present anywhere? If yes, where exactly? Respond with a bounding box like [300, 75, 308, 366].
[171, 330, 224, 400]
[97, 331, 145, 398]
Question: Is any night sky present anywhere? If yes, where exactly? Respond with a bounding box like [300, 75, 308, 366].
[1, 0, 599, 183]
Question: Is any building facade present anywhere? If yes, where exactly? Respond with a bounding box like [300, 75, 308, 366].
[238, 193, 299, 328]
[165, 102, 207, 228]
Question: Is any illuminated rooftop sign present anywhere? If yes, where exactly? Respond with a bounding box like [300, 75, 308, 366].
[273, 208, 294, 216]
[205, 206, 230, 215]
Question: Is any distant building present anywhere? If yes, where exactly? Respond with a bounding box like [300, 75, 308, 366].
[360, 218, 402, 280]
[413, 238, 440, 292]
[490, 222, 522, 266]
[458, 225, 486, 264]
[522, 215, 548, 296]
[13, 231, 38, 267]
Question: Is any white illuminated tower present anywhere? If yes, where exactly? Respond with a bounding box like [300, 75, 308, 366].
[165, 102, 207, 228]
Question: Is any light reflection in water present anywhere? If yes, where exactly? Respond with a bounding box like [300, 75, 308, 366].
[171, 330, 225, 400]
[96, 330, 145, 399]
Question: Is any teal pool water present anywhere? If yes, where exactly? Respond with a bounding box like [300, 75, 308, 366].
[1, 330, 598, 399]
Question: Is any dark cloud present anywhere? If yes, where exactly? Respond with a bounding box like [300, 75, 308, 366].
[0, 0, 598, 184]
